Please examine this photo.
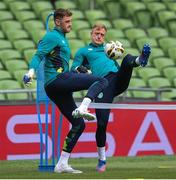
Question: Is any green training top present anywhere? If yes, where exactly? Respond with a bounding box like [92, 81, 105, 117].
[71, 43, 119, 77]
[29, 27, 71, 86]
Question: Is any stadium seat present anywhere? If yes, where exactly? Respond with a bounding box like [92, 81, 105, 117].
[23, 49, 36, 62]
[0, 61, 3, 69]
[148, 77, 172, 89]
[124, 48, 139, 56]
[152, 57, 175, 71]
[71, 10, 85, 20]
[55, 0, 76, 9]
[104, 1, 121, 19]
[67, 30, 77, 39]
[147, 27, 169, 39]
[29, 29, 46, 44]
[106, 29, 125, 41]
[72, 20, 90, 31]
[0, 39, 13, 50]
[163, 67, 176, 84]
[129, 77, 146, 87]
[135, 37, 158, 49]
[161, 89, 176, 101]
[5, 30, 29, 43]
[85, 10, 107, 25]
[69, 39, 85, 58]
[0, 1, 6, 10]
[1, 20, 22, 32]
[157, 10, 176, 28]
[0, 30, 5, 39]
[9, 1, 31, 12]
[124, 28, 147, 44]
[14, 10, 37, 23]
[13, 39, 35, 53]
[75, 0, 91, 10]
[112, 18, 134, 30]
[0, 70, 12, 80]
[31, 1, 53, 17]
[78, 29, 91, 44]
[149, 48, 165, 61]
[90, 20, 112, 28]
[4, 59, 28, 74]
[137, 67, 161, 82]
[0, 79, 28, 100]
[146, 2, 166, 24]
[117, 38, 131, 48]
[23, 20, 44, 31]
[167, 19, 176, 37]
[0, 49, 22, 63]
[168, 47, 176, 62]
[13, 69, 29, 86]
[158, 37, 176, 54]
[0, 11, 13, 21]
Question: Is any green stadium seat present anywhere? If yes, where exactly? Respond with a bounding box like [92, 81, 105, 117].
[69, 39, 85, 58]
[168, 47, 176, 62]
[146, 2, 166, 21]
[85, 10, 107, 25]
[161, 89, 176, 101]
[147, 27, 169, 39]
[9, 1, 31, 12]
[29, 29, 46, 44]
[75, 0, 91, 10]
[152, 57, 175, 71]
[31, 1, 53, 17]
[163, 67, 176, 84]
[55, 1, 76, 9]
[124, 28, 147, 44]
[0, 40, 13, 50]
[129, 77, 146, 87]
[0, 30, 5, 39]
[1, 20, 22, 32]
[0, 61, 3, 69]
[78, 29, 91, 44]
[0, 49, 22, 63]
[71, 10, 85, 20]
[124, 48, 139, 56]
[112, 18, 134, 30]
[72, 20, 90, 31]
[173, 77, 176, 87]
[148, 77, 172, 89]
[106, 29, 125, 41]
[0, 11, 13, 21]
[167, 19, 176, 37]
[117, 38, 131, 48]
[137, 67, 161, 82]
[149, 48, 165, 61]
[13, 39, 35, 53]
[41, 9, 54, 23]
[0, 2, 7, 10]
[104, 1, 121, 19]
[23, 49, 36, 62]
[67, 30, 77, 39]
[5, 30, 29, 42]
[4, 59, 28, 74]
[166, 2, 176, 12]
[136, 37, 158, 49]
[90, 20, 112, 28]
[0, 70, 12, 80]
[13, 69, 28, 85]
[0, 80, 28, 100]
[14, 10, 37, 23]
[157, 10, 176, 28]
[158, 37, 176, 54]
[126, 2, 146, 16]
[131, 90, 156, 99]
[23, 20, 44, 31]
[0, 94, 6, 100]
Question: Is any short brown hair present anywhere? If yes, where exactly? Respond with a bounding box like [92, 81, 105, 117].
[92, 23, 107, 32]
[54, 8, 72, 21]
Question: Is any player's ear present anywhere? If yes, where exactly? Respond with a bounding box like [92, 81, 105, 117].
[55, 19, 61, 26]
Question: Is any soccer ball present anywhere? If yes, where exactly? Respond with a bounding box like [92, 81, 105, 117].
[104, 40, 124, 60]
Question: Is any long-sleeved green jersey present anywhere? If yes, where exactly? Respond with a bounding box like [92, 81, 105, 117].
[71, 43, 119, 77]
[29, 27, 71, 86]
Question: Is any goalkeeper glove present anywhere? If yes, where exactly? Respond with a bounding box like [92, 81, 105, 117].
[23, 69, 35, 86]
[75, 65, 92, 74]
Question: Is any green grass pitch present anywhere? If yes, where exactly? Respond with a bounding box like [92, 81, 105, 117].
[0, 155, 176, 179]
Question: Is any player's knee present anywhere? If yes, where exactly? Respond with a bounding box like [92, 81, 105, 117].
[99, 78, 109, 89]
[73, 119, 85, 134]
